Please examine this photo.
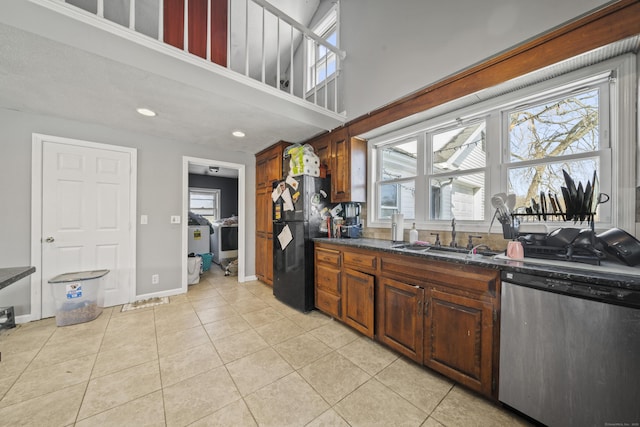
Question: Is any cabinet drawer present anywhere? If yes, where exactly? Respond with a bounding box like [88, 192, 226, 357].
[381, 256, 497, 296]
[315, 248, 341, 266]
[316, 290, 341, 318]
[343, 251, 377, 271]
[316, 265, 341, 295]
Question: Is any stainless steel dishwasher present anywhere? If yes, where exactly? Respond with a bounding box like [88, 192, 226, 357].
[499, 270, 640, 427]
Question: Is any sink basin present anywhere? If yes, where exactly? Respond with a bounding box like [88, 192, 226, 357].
[391, 243, 500, 257]
[430, 246, 501, 257]
[391, 243, 430, 251]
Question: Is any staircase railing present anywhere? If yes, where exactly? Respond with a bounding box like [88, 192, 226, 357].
[55, 0, 346, 114]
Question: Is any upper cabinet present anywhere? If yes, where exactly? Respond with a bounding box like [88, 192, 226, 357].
[256, 141, 288, 189]
[255, 141, 289, 285]
[310, 128, 367, 203]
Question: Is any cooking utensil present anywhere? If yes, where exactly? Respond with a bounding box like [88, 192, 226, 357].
[597, 227, 640, 266]
[539, 191, 547, 221]
[495, 192, 507, 203]
[491, 194, 510, 223]
[561, 186, 572, 221]
[562, 169, 577, 199]
[546, 227, 581, 247]
[553, 193, 564, 221]
[576, 183, 584, 223]
[506, 194, 516, 212]
[531, 198, 540, 220]
[488, 208, 499, 233]
[590, 170, 599, 223]
[583, 181, 592, 216]
[548, 192, 557, 216]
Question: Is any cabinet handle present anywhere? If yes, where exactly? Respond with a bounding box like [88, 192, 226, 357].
[424, 300, 429, 317]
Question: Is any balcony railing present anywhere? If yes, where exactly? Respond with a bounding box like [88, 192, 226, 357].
[57, 0, 346, 114]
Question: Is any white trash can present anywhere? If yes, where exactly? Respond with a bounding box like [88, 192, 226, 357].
[187, 255, 202, 285]
[48, 270, 108, 326]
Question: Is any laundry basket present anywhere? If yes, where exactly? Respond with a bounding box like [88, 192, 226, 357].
[200, 252, 213, 272]
[48, 270, 108, 326]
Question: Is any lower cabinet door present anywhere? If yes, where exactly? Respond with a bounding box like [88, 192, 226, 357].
[378, 277, 424, 362]
[342, 268, 374, 338]
[423, 288, 494, 396]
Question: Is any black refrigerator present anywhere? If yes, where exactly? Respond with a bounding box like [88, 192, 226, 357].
[273, 175, 330, 312]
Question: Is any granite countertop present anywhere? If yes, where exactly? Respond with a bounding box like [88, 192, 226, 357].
[314, 238, 640, 290]
[0, 266, 36, 292]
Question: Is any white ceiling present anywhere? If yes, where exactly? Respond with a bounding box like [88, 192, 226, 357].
[0, 0, 342, 154]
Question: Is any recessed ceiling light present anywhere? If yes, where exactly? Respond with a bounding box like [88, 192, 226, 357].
[232, 130, 245, 138]
[136, 108, 156, 117]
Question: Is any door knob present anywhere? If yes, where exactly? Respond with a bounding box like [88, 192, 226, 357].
[45, 237, 55, 243]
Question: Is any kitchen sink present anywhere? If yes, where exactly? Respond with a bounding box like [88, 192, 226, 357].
[391, 243, 431, 251]
[391, 243, 501, 257]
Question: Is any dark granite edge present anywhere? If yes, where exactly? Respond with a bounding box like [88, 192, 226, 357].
[313, 238, 640, 290]
[0, 266, 36, 292]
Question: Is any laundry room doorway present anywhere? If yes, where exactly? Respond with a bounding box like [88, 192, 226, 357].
[182, 157, 245, 290]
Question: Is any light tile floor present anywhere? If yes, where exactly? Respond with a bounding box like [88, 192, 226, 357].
[0, 268, 533, 426]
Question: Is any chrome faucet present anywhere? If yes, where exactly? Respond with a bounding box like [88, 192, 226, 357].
[450, 218, 458, 247]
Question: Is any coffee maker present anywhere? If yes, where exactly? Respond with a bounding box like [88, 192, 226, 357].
[340, 202, 362, 238]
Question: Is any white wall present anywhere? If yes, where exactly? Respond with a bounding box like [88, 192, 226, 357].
[338, 0, 611, 119]
[0, 109, 256, 317]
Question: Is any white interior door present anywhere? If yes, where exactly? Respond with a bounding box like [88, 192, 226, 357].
[41, 141, 133, 318]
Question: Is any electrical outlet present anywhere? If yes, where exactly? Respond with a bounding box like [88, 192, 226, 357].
[151, 274, 159, 284]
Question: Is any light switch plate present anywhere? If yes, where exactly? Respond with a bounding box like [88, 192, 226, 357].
[140, 215, 148, 225]
[170, 215, 181, 224]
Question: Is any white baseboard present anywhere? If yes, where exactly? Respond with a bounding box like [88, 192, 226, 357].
[135, 288, 186, 301]
[15, 313, 38, 325]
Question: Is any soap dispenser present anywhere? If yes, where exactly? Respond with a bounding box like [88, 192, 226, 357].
[409, 223, 418, 244]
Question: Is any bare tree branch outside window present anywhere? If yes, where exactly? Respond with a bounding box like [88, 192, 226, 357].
[507, 89, 599, 208]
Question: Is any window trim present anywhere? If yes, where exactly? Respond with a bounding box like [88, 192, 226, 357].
[500, 80, 612, 226]
[188, 187, 220, 221]
[366, 53, 636, 233]
[305, 5, 338, 94]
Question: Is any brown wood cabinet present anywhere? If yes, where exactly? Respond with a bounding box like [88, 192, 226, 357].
[255, 141, 289, 285]
[314, 244, 376, 338]
[255, 186, 273, 285]
[424, 288, 495, 396]
[309, 129, 366, 203]
[342, 268, 375, 338]
[311, 136, 331, 173]
[256, 144, 286, 190]
[381, 254, 499, 397]
[314, 241, 500, 399]
[378, 277, 424, 362]
[315, 247, 342, 318]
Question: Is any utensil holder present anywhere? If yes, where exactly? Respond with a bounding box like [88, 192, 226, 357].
[502, 223, 516, 239]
